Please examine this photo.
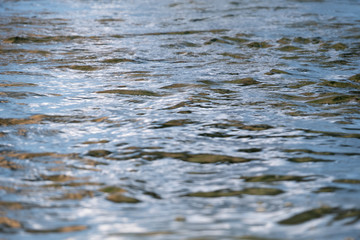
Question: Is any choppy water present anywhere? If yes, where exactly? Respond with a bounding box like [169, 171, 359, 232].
[0, 0, 360, 239]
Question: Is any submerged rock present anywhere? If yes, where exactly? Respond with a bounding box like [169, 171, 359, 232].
[349, 73, 360, 82]
[240, 124, 273, 131]
[58, 65, 98, 71]
[53, 191, 94, 200]
[314, 186, 343, 193]
[277, 45, 301, 51]
[106, 193, 140, 203]
[0, 158, 22, 170]
[0, 217, 21, 229]
[0, 201, 24, 210]
[184, 187, 283, 198]
[293, 37, 312, 44]
[26, 225, 87, 233]
[0, 82, 37, 87]
[277, 37, 291, 44]
[224, 77, 260, 86]
[279, 206, 360, 225]
[241, 175, 313, 182]
[247, 42, 272, 48]
[288, 157, 333, 163]
[320, 80, 360, 89]
[279, 206, 335, 225]
[99, 186, 126, 193]
[307, 95, 359, 104]
[333, 179, 360, 184]
[97, 89, 161, 96]
[41, 174, 78, 182]
[184, 189, 243, 198]
[102, 58, 136, 63]
[265, 69, 290, 75]
[86, 149, 112, 158]
[154, 119, 195, 128]
[142, 152, 254, 164]
[330, 43, 347, 50]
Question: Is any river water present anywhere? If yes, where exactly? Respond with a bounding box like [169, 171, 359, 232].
[0, 0, 359, 239]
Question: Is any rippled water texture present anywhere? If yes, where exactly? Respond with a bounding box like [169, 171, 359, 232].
[0, 0, 360, 239]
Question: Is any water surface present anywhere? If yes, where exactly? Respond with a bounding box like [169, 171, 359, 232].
[0, 0, 360, 239]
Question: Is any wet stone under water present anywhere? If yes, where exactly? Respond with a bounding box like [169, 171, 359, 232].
[0, 0, 360, 239]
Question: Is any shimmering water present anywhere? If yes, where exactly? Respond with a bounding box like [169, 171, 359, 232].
[0, 0, 360, 239]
